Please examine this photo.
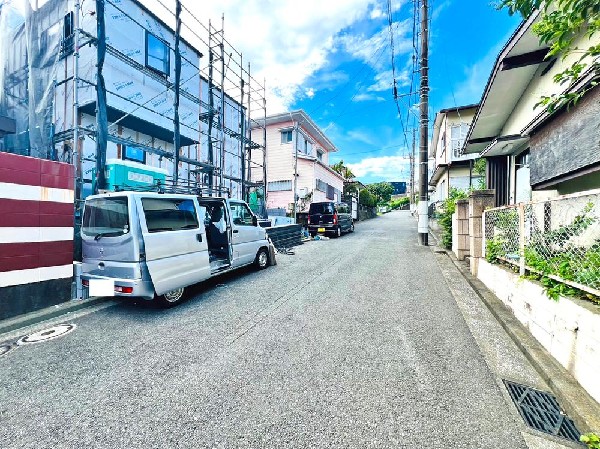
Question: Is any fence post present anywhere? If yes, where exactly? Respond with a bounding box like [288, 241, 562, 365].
[455, 199, 470, 261]
[469, 189, 495, 276]
[518, 203, 525, 276]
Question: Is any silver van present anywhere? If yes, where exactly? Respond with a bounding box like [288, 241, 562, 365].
[80, 192, 275, 306]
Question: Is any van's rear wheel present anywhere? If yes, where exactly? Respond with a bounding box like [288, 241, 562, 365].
[334, 226, 341, 238]
[155, 287, 185, 307]
[255, 248, 269, 269]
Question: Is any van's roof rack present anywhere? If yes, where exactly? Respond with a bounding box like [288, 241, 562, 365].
[112, 177, 231, 198]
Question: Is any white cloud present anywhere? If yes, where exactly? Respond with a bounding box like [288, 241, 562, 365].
[338, 19, 412, 72]
[172, 0, 398, 116]
[370, 8, 384, 19]
[353, 93, 385, 102]
[347, 153, 411, 181]
[305, 87, 316, 98]
[347, 129, 376, 145]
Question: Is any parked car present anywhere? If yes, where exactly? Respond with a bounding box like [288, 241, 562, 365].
[80, 192, 276, 306]
[307, 201, 354, 237]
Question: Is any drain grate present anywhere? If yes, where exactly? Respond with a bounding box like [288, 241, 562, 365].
[504, 380, 582, 443]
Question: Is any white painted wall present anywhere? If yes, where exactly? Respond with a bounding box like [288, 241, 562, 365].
[478, 259, 600, 403]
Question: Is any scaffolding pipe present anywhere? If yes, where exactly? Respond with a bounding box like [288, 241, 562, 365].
[94, 0, 108, 193]
[73, 0, 81, 199]
[173, 0, 181, 183]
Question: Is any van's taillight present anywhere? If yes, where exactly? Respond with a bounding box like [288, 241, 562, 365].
[115, 285, 133, 294]
[307, 216, 311, 224]
[333, 212, 338, 224]
[82, 279, 89, 287]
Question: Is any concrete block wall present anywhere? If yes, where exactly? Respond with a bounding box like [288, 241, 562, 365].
[468, 190, 495, 275]
[454, 199, 469, 261]
[478, 259, 600, 403]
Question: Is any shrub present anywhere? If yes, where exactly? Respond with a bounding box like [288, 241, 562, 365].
[438, 188, 469, 249]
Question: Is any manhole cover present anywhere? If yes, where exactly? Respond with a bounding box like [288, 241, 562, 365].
[16, 324, 76, 346]
[0, 344, 12, 357]
[504, 380, 581, 443]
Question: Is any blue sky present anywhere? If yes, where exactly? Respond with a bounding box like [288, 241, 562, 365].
[189, 0, 521, 184]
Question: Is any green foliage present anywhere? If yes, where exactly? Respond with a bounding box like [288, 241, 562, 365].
[438, 188, 469, 249]
[523, 202, 599, 302]
[473, 158, 487, 190]
[581, 432, 600, 449]
[366, 182, 394, 205]
[390, 197, 410, 210]
[497, 0, 600, 112]
[486, 238, 504, 263]
[358, 189, 377, 207]
[330, 160, 355, 179]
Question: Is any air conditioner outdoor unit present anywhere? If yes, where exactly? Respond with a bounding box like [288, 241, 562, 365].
[297, 188, 308, 199]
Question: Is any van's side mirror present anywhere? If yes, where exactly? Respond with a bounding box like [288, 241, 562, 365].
[252, 215, 258, 227]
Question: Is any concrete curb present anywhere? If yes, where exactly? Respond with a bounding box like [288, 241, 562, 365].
[439, 246, 600, 433]
[0, 296, 110, 337]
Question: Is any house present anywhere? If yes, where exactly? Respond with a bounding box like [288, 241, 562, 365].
[462, 12, 600, 206]
[0, 0, 263, 201]
[428, 104, 481, 203]
[250, 110, 345, 215]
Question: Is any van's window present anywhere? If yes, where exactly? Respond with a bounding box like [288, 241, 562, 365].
[82, 197, 129, 238]
[309, 203, 334, 214]
[230, 201, 255, 226]
[142, 198, 198, 233]
[337, 204, 348, 214]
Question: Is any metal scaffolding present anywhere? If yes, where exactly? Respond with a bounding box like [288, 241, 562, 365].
[0, 0, 267, 205]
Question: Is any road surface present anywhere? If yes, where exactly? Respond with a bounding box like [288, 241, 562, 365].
[0, 211, 529, 448]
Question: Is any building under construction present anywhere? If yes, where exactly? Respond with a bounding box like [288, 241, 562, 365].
[0, 0, 267, 206]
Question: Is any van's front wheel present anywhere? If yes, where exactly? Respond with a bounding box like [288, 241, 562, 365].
[255, 248, 269, 269]
[155, 287, 185, 307]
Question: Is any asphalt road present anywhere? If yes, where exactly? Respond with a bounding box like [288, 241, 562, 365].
[0, 211, 528, 448]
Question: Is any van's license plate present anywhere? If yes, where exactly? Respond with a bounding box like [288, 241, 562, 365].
[89, 279, 115, 297]
[318, 227, 325, 233]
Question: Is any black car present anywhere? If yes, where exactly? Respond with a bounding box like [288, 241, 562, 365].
[307, 201, 354, 237]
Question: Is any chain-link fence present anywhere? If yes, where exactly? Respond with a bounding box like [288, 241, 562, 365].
[483, 190, 600, 297]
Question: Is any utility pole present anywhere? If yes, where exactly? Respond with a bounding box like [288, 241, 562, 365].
[293, 120, 299, 222]
[411, 127, 416, 209]
[418, 0, 429, 245]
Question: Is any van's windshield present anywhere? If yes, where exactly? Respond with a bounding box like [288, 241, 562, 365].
[82, 197, 130, 239]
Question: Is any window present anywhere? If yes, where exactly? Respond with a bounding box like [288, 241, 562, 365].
[230, 201, 255, 226]
[281, 130, 293, 144]
[142, 198, 198, 233]
[122, 145, 145, 164]
[146, 32, 170, 75]
[316, 150, 323, 162]
[337, 203, 349, 214]
[309, 203, 334, 214]
[315, 179, 327, 192]
[82, 197, 129, 238]
[268, 180, 292, 192]
[326, 185, 335, 200]
[450, 123, 470, 158]
[516, 150, 530, 168]
[60, 12, 74, 58]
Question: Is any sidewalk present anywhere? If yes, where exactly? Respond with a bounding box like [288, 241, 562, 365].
[429, 226, 600, 440]
[0, 296, 113, 338]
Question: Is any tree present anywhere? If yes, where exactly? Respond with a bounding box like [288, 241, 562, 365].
[366, 182, 394, 205]
[498, 0, 599, 112]
[330, 160, 355, 180]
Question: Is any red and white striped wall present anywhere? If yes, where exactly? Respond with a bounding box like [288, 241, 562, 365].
[0, 152, 74, 293]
